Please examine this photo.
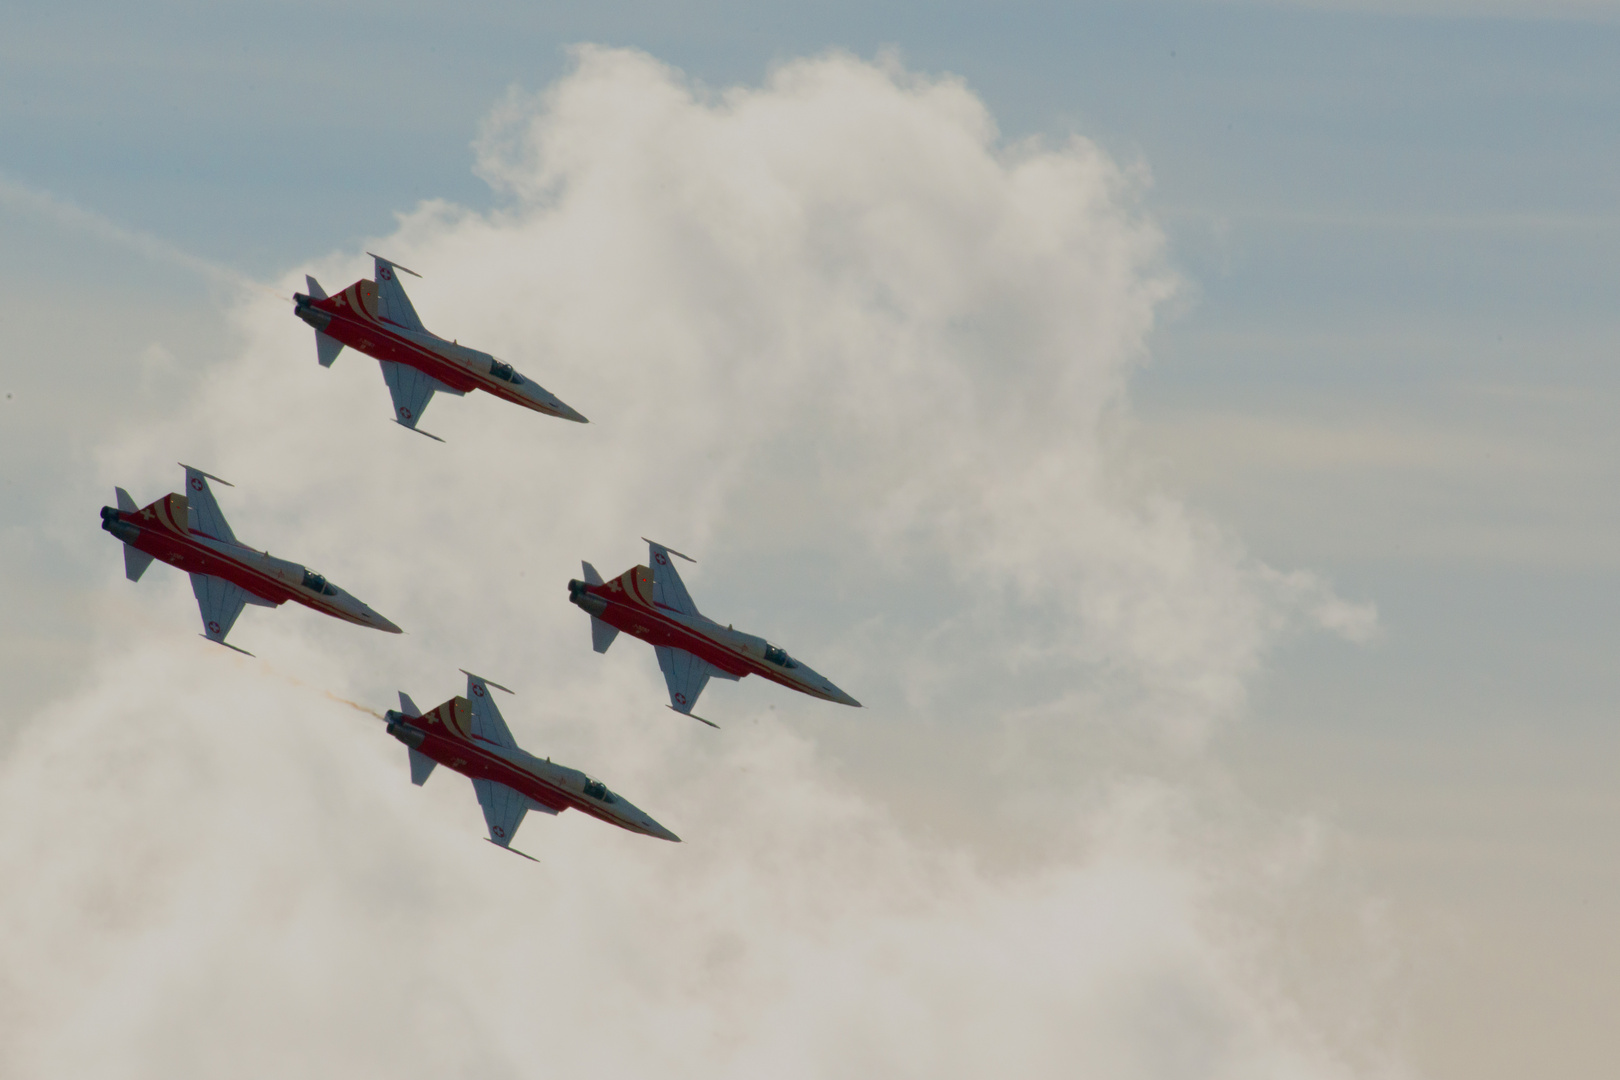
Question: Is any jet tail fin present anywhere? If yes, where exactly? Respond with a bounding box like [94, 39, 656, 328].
[397, 691, 422, 718]
[115, 486, 136, 513]
[581, 561, 619, 653]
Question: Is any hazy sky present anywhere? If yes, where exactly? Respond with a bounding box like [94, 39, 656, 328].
[2, 4, 1617, 1078]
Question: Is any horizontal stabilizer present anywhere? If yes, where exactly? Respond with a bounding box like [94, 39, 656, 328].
[304, 274, 328, 301]
[123, 544, 154, 583]
[115, 486, 136, 513]
[316, 330, 343, 368]
[397, 691, 422, 718]
[581, 561, 604, 586]
[591, 616, 618, 654]
[408, 747, 436, 786]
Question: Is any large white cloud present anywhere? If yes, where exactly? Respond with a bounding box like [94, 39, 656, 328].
[0, 47, 1391, 1078]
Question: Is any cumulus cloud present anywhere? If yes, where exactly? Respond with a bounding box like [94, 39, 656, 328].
[0, 47, 1393, 1078]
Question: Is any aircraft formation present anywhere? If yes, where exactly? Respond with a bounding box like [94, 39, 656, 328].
[101, 255, 858, 859]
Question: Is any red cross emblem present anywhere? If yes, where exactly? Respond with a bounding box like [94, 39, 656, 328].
[655, 552, 668, 565]
[207, 621, 221, 634]
[379, 266, 393, 281]
[190, 477, 203, 491]
[492, 825, 505, 838]
[398, 406, 413, 421]
[674, 692, 687, 706]
[472, 684, 485, 698]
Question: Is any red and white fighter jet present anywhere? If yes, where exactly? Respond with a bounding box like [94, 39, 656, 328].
[292, 254, 587, 439]
[568, 540, 861, 726]
[99, 464, 402, 653]
[382, 671, 680, 858]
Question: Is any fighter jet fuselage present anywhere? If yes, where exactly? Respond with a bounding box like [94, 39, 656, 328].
[384, 685, 678, 844]
[292, 260, 586, 430]
[568, 561, 860, 709]
[100, 483, 399, 641]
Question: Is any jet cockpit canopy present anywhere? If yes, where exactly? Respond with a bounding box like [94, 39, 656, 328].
[489, 358, 525, 385]
[763, 644, 798, 669]
[582, 778, 617, 804]
[301, 569, 338, 596]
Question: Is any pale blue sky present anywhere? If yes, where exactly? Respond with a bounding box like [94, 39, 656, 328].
[3, 3, 1617, 1076]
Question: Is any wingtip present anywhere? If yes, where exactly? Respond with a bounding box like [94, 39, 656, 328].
[485, 839, 539, 862]
[200, 635, 255, 657]
[665, 705, 719, 728]
[177, 463, 234, 487]
[392, 420, 445, 443]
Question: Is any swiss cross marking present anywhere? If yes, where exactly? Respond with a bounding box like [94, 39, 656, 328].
[190, 477, 204, 491]
[398, 406, 413, 421]
[207, 621, 221, 634]
[655, 552, 668, 566]
[472, 684, 485, 698]
[674, 692, 687, 706]
[492, 824, 505, 838]
[379, 266, 393, 281]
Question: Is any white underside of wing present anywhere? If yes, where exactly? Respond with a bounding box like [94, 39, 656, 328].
[379, 361, 440, 428]
[473, 777, 533, 846]
[190, 573, 250, 643]
[656, 645, 717, 714]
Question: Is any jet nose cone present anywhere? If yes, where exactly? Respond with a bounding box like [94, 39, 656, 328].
[824, 684, 861, 707]
[643, 819, 680, 842]
[554, 400, 589, 424]
[357, 606, 404, 634]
